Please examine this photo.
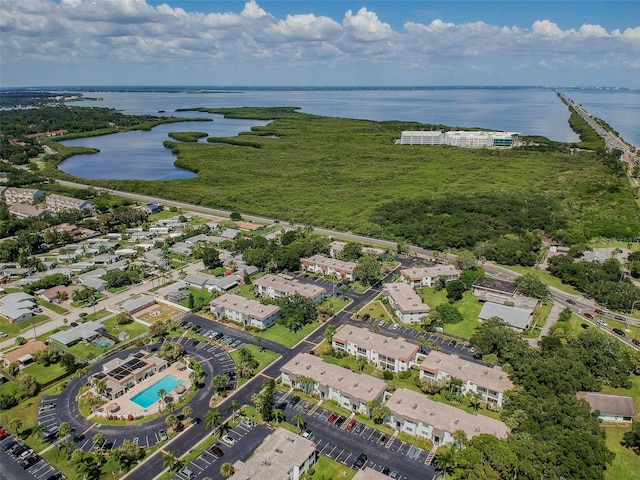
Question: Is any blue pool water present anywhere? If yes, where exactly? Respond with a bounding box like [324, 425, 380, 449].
[130, 375, 184, 409]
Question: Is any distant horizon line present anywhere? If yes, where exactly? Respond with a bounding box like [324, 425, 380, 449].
[1, 85, 637, 91]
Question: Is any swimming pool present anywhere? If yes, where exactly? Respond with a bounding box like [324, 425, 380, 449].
[130, 375, 184, 409]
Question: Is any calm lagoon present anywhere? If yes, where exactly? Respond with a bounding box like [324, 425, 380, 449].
[59, 87, 638, 180]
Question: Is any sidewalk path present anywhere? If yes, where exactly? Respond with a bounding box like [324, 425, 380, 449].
[527, 301, 563, 347]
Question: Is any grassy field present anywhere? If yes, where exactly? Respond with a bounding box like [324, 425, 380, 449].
[603, 425, 640, 480]
[416, 289, 483, 339]
[500, 265, 581, 295]
[52, 108, 638, 245]
[229, 344, 280, 386]
[307, 455, 355, 479]
[19, 362, 67, 385]
[359, 300, 392, 321]
[102, 316, 149, 338]
[255, 320, 321, 348]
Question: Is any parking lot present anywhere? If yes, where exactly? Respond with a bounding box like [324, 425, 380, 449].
[274, 391, 436, 479]
[294, 272, 360, 300]
[172, 422, 271, 480]
[1, 424, 65, 480]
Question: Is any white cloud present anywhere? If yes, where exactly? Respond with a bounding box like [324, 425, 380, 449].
[0, 0, 637, 86]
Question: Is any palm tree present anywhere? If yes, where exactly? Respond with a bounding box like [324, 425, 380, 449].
[435, 445, 456, 479]
[205, 409, 222, 433]
[9, 418, 22, 437]
[57, 422, 75, 440]
[181, 405, 193, 424]
[220, 462, 235, 477]
[162, 450, 183, 472]
[93, 378, 107, 397]
[292, 413, 305, 433]
[57, 440, 74, 461]
[166, 414, 180, 432]
[92, 432, 105, 449]
[466, 391, 483, 413]
[273, 408, 285, 423]
[211, 374, 230, 395]
[157, 388, 167, 413]
[227, 400, 240, 420]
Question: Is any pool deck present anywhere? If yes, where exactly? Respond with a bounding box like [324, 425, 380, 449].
[101, 362, 192, 418]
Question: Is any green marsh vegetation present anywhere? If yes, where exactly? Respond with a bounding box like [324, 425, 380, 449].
[44, 107, 639, 249]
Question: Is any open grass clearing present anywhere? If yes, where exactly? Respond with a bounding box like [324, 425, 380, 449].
[0, 315, 50, 339]
[254, 320, 321, 348]
[359, 300, 392, 321]
[603, 425, 639, 480]
[102, 316, 149, 338]
[36, 299, 69, 314]
[306, 455, 355, 480]
[19, 361, 67, 385]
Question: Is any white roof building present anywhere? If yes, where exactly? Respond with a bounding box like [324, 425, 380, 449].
[382, 283, 430, 324]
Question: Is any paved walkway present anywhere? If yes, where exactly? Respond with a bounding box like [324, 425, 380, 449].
[527, 301, 563, 347]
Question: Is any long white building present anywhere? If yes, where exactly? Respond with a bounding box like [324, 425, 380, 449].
[400, 130, 520, 147]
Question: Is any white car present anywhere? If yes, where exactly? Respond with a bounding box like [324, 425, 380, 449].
[221, 435, 236, 445]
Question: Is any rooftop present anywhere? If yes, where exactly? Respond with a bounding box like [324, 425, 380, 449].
[300, 254, 357, 273]
[333, 324, 419, 362]
[473, 277, 517, 295]
[388, 388, 509, 440]
[281, 353, 387, 403]
[382, 283, 430, 314]
[420, 351, 513, 392]
[478, 302, 533, 330]
[210, 293, 280, 321]
[400, 264, 461, 280]
[3, 341, 47, 364]
[576, 392, 636, 418]
[254, 273, 326, 299]
[230, 427, 316, 480]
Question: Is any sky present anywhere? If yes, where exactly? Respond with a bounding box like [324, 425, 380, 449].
[1, 0, 639, 87]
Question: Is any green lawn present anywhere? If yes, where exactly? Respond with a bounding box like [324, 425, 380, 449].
[83, 309, 111, 322]
[359, 300, 392, 321]
[0, 315, 50, 338]
[102, 317, 149, 338]
[255, 320, 321, 348]
[59, 340, 104, 360]
[307, 454, 355, 479]
[37, 299, 69, 314]
[180, 286, 214, 310]
[19, 362, 67, 385]
[0, 380, 17, 396]
[416, 289, 483, 339]
[230, 344, 280, 386]
[501, 265, 581, 295]
[604, 426, 640, 480]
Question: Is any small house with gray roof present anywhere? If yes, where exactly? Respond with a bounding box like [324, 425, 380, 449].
[478, 302, 533, 331]
[49, 321, 105, 347]
[576, 392, 636, 422]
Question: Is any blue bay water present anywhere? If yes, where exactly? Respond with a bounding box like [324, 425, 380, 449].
[59, 87, 638, 180]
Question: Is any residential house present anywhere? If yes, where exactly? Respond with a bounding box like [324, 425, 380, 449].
[210, 293, 280, 330]
[300, 254, 357, 281]
[142, 203, 163, 214]
[45, 194, 95, 212]
[221, 228, 240, 239]
[478, 302, 534, 331]
[38, 285, 80, 303]
[2, 341, 47, 368]
[387, 388, 510, 445]
[400, 264, 461, 288]
[77, 268, 108, 292]
[280, 353, 387, 415]
[121, 295, 156, 315]
[0, 292, 37, 322]
[49, 321, 105, 347]
[234, 221, 264, 232]
[208, 274, 241, 293]
[419, 351, 513, 406]
[576, 392, 636, 422]
[1, 187, 45, 205]
[381, 283, 430, 324]
[331, 325, 419, 373]
[254, 273, 326, 303]
[230, 427, 317, 480]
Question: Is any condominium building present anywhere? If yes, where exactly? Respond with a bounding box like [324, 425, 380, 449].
[300, 254, 357, 281]
[45, 194, 95, 212]
[230, 427, 317, 480]
[328, 240, 386, 259]
[381, 283, 430, 324]
[400, 264, 461, 288]
[331, 325, 419, 372]
[1, 187, 45, 205]
[254, 273, 326, 303]
[281, 353, 387, 415]
[400, 130, 519, 147]
[419, 351, 513, 406]
[387, 388, 510, 445]
[210, 293, 280, 330]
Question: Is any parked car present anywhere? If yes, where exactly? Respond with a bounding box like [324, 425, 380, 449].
[302, 429, 313, 438]
[289, 395, 301, 406]
[327, 413, 338, 424]
[389, 470, 399, 479]
[158, 430, 168, 442]
[353, 453, 368, 469]
[382, 466, 391, 475]
[632, 339, 640, 346]
[346, 419, 357, 431]
[335, 416, 346, 427]
[584, 313, 594, 320]
[597, 319, 608, 327]
[580, 323, 590, 329]
[0, 429, 9, 440]
[594, 308, 606, 315]
[210, 444, 224, 457]
[354, 422, 364, 433]
[613, 328, 626, 336]
[20, 454, 40, 469]
[615, 315, 625, 321]
[379, 434, 388, 444]
[302, 401, 312, 412]
[240, 418, 256, 428]
[179, 467, 195, 479]
[2, 440, 16, 451]
[221, 435, 236, 445]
